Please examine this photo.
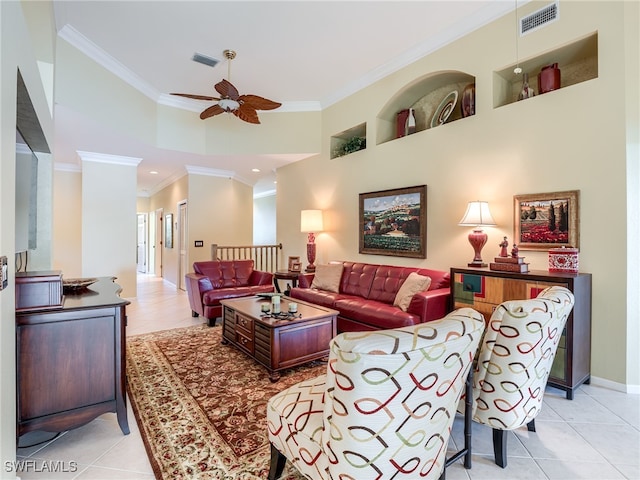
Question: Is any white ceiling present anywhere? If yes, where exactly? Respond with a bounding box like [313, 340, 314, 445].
[50, 1, 516, 196]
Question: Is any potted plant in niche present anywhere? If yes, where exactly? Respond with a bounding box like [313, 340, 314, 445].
[334, 135, 366, 157]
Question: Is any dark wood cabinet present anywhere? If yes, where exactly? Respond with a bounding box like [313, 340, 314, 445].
[450, 267, 592, 400]
[16, 277, 130, 437]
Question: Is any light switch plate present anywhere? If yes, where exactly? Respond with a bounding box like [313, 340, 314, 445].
[0, 256, 7, 290]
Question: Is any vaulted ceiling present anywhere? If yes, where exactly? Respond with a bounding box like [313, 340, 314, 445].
[50, 1, 516, 196]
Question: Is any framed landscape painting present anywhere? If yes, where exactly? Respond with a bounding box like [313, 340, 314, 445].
[514, 190, 579, 250]
[359, 185, 427, 258]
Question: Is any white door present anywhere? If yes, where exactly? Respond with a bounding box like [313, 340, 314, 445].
[154, 208, 163, 278]
[178, 201, 188, 290]
[136, 213, 147, 273]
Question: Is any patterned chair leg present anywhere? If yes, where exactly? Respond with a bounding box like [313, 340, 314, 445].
[492, 429, 508, 468]
[268, 443, 287, 480]
[527, 419, 536, 432]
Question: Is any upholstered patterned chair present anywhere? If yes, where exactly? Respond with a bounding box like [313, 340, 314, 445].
[266, 308, 486, 480]
[470, 286, 575, 468]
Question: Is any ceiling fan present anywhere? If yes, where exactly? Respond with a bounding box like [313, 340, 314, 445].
[171, 49, 281, 124]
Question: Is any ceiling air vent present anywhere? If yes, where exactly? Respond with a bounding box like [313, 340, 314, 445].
[192, 52, 219, 68]
[520, 1, 559, 35]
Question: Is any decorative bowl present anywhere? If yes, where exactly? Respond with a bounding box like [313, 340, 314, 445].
[63, 277, 98, 292]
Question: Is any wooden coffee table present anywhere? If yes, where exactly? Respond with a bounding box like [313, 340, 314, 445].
[220, 296, 338, 382]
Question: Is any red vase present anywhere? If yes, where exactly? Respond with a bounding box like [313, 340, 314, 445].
[538, 63, 561, 94]
[461, 84, 475, 117]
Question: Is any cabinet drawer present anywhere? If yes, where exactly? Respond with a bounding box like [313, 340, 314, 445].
[236, 330, 254, 354]
[235, 313, 253, 336]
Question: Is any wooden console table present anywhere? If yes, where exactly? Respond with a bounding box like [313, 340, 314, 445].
[450, 267, 592, 400]
[16, 277, 130, 438]
[221, 296, 337, 381]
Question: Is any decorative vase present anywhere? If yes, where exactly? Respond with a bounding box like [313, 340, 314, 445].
[396, 109, 410, 138]
[538, 63, 561, 94]
[461, 83, 475, 117]
[406, 108, 416, 135]
[518, 73, 535, 101]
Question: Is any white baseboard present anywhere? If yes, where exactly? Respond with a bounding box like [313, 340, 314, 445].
[590, 375, 640, 394]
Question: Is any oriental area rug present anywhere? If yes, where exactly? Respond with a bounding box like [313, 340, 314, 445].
[126, 324, 326, 480]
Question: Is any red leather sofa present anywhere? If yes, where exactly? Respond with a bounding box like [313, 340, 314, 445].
[290, 261, 450, 332]
[185, 259, 274, 326]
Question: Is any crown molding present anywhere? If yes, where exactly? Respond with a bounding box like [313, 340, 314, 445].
[58, 24, 160, 102]
[253, 189, 276, 199]
[77, 150, 142, 166]
[184, 165, 254, 187]
[184, 165, 235, 178]
[54, 162, 82, 173]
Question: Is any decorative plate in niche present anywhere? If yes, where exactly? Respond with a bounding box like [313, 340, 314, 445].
[430, 91, 458, 128]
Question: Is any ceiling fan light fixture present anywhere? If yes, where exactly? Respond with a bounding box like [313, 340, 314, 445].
[218, 98, 240, 111]
[171, 49, 281, 124]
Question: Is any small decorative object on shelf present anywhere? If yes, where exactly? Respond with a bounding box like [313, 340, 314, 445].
[517, 73, 535, 101]
[499, 236, 509, 257]
[396, 108, 416, 138]
[288, 256, 301, 272]
[406, 108, 416, 135]
[461, 83, 475, 117]
[490, 242, 529, 273]
[538, 63, 561, 94]
[548, 247, 579, 273]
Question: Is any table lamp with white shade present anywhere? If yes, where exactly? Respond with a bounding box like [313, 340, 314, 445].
[458, 201, 496, 268]
[300, 209, 323, 272]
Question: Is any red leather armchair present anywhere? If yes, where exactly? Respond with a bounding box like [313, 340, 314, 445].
[185, 259, 274, 326]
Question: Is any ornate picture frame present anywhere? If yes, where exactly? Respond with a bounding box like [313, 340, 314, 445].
[359, 185, 427, 258]
[288, 256, 301, 272]
[513, 190, 579, 250]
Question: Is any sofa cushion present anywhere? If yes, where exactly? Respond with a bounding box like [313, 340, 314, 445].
[393, 272, 432, 311]
[334, 297, 419, 329]
[311, 263, 344, 293]
[290, 287, 342, 309]
[194, 259, 254, 288]
[202, 284, 273, 305]
[367, 265, 413, 303]
[340, 262, 377, 298]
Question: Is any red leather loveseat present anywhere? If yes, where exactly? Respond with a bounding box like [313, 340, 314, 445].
[290, 261, 450, 332]
[185, 259, 274, 326]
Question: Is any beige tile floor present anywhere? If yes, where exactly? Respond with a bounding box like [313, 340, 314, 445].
[15, 274, 640, 479]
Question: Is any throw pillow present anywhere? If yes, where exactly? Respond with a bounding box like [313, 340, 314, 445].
[311, 263, 344, 293]
[393, 272, 432, 312]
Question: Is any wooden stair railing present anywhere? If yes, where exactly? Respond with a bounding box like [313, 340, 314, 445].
[211, 243, 283, 273]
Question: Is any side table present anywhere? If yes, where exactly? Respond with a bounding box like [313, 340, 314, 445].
[273, 271, 299, 295]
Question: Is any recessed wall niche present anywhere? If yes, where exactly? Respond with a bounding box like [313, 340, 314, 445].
[493, 32, 598, 108]
[376, 70, 476, 146]
[330, 123, 367, 159]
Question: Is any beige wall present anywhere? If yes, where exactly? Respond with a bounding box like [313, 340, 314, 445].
[81, 159, 139, 296]
[254, 194, 277, 245]
[52, 168, 82, 276]
[277, 1, 638, 389]
[0, 1, 55, 473]
[186, 174, 254, 265]
[142, 173, 254, 286]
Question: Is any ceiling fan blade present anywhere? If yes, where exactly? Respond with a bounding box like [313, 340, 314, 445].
[234, 104, 260, 124]
[171, 93, 220, 101]
[215, 79, 239, 100]
[239, 94, 281, 111]
[200, 104, 225, 120]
